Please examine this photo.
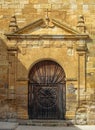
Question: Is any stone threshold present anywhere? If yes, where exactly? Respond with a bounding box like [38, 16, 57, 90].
[0, 119, 75, 127]
[17, 119, 74, 126]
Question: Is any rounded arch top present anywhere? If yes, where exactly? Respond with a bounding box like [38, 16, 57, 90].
[28, 58, 65, 74]
[28, 59, 66, 85]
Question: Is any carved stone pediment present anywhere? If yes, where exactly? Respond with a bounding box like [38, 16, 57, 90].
[5, 18, 89, 40]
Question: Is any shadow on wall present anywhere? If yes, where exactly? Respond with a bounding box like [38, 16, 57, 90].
[0, 38, 27, 120]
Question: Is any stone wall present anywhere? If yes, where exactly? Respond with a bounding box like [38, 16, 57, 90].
[0, 0, 95, 124]
[0, 0, 95, 88]
[0, 0, 95, 36]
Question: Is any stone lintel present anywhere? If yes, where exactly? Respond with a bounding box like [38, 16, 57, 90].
[5, 34, 89, 40]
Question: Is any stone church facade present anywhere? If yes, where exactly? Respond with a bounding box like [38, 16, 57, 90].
[0, 0, 95, 125]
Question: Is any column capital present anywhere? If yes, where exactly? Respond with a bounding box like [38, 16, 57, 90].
[76, 40, 87, 52]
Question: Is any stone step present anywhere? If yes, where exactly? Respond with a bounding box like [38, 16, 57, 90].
[0, 122, 18, 130]
[17, 119, 74, 126]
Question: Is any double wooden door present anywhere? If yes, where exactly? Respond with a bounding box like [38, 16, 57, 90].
[28, 60, 66, 119]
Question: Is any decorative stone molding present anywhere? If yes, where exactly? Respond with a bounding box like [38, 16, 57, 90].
[9, 15, 18, 33]
[7, 46, 18, 52]
[5, 18, 89, 41]
[41, 9, 55, 28]
[5, 34, 89, 40]
[76, 40, 87, 52]
[76, 15, 86, 33]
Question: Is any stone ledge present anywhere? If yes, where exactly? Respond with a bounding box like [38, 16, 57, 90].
[17, 119, 74, 126]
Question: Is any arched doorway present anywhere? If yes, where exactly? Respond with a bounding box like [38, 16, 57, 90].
[28, 60, 66, 119]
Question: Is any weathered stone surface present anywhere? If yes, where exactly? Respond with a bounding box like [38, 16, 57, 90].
[0, 0, 95, 124]
[76, 107, 87, 125]
[87, 102, 95, 125]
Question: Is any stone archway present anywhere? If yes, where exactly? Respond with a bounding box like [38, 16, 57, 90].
[28, 60, 66, 119]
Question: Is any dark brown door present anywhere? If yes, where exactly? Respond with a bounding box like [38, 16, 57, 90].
[28, 60, 66, 119]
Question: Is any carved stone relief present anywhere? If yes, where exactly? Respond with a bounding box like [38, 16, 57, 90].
[17, 40, 77, 49]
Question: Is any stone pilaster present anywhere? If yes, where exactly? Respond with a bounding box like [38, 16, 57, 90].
[75, 40, 87, 125]
[16, 79, 28, 119]
[7, 47, 18, 99]
[5, 47, 18, 118]
[76, 40, 87, 105]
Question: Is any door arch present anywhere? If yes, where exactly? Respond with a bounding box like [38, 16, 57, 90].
[28, 60, 66, 119]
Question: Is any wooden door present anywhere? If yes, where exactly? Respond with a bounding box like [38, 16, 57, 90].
[28, 60, 66, 119]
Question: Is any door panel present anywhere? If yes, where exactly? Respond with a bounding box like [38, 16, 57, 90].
[28, 60, 66, 119]
[35, 86, 58, 119]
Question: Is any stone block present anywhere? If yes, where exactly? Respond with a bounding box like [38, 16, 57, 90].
[23, 8, 37, 14]
[29, 0, 38, 3]
[88, 120, 95, 125]
[16, 94, 28, 106]
[17, 107, 28, 119]
[76, 113, 87, 125]
[67, 94, 77, 102]
[66, 111, 75, 119]
[16, 86, 28, 94]
[83, 0, 95, 4]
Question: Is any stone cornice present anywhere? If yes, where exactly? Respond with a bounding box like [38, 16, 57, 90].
[7, 46, 18, 51]
[5, 18, 90, 40]
[52, 19, 80, 35]
[12, 18, 44, 34]
[5, 34, 89, 40]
